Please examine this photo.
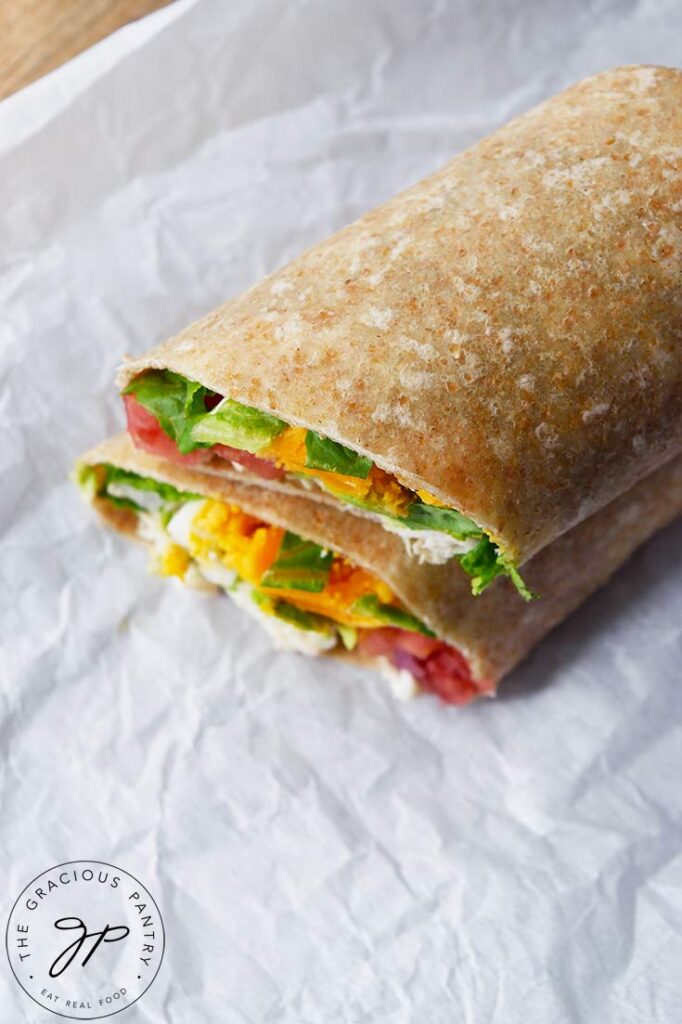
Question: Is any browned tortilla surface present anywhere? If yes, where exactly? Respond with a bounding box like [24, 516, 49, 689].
[119, 65, 682, 565]
[82, 435, 682, 688]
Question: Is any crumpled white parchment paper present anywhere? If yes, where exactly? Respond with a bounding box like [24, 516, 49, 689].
[1, 1, 682, 1021]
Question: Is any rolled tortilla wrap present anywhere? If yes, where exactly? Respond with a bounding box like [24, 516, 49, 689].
[118, 64, 682, 595]
[77, 435, 682, 701]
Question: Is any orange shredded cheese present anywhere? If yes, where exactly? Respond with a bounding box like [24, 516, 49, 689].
[185, 499, 398, 628]
[190, 501, 284, 585]
[415, 488, 450, 508]
[266, 427, 374, 500]
[265, 427, 416, 511]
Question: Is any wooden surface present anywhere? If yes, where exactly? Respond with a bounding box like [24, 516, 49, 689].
[0, 0, 172, 101]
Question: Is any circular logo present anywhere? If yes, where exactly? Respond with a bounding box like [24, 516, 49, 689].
[5, 860, 165, 1020]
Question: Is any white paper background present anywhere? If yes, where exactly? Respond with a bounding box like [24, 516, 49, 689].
[2, 1, 682, 1020]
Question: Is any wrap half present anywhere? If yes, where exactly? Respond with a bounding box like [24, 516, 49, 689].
[118, 65, 682, 598]
[77, 435, 682, 704]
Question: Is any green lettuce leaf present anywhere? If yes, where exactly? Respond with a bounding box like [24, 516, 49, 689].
[336, 623, 359, 650]
[124, 370, 213, 454]
[350, 493, 535, 600]
[398, 501, 484, 539]
[459, 538, 535, 601]
[103, 466, 199, 505]
[260, 531, 334, 592]
[459, 538, 506, 595]
[76, 462, 201, 515]
[496, 554, 537, 602]
[191, 398, 287, 453]
[253, 590, 352, 642]
[351, 594, 435, 637]
[74, 463, 99, 501]
[269, 599, 333, 634]
[305, 431, 373, 479]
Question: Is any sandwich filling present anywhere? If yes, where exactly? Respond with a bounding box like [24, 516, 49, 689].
[78, 462, 492, 704]
[122, 370, 532, 599]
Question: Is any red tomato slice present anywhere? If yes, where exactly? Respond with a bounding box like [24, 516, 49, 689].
[419, 648, 482, 705]
[359, 626, 486, 705]
[123, 395, 209, 466]
[124, 396, 284, 479]
[212, 444, 285, 480]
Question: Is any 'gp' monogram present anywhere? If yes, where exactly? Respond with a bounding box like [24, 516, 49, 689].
[49, 918, 130, 977]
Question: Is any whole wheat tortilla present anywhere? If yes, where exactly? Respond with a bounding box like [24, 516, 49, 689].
[118, 65, 682, 567]
[81, 434, 682, 689]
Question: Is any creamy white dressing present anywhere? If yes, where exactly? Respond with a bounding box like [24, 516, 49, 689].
[138, 510, 173, 549]
[107, 481, 165, 513]
[377, 661, 420, 701]
[196, 559, 238, 591]
[229, 583, 336, 655]
[382, 520, 478, 563]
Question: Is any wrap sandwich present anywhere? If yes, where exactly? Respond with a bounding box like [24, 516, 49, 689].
[76, 435, 682, 704]
[117, 65, 682, 599]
